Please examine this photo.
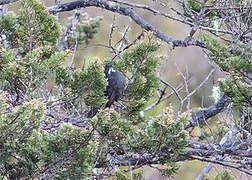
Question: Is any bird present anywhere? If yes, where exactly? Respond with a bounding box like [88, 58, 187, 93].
[87, 64, 126, 118]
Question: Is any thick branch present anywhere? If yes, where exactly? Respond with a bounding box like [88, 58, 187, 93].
[0, 0, 18, 5]
[95, 142, 252, 176]
[186, 95, 231, 129]
[0, 0, 206, 48]
[47, 0, 205, 48]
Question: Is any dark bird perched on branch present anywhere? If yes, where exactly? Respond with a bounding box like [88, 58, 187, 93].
[87, 64, 126, 118]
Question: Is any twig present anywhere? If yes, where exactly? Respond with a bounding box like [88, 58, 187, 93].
[185, 66, 190, 110]
[144, 82, 184, 112]
[108, 15, 116, 47]
[195, 163, 214, 180]
[69, 32, 78, 69]
[108, 0, 233, 35]
[183, 66, 215, 102]
[190, 155, 252, 176]
[159, 79, 184, 115]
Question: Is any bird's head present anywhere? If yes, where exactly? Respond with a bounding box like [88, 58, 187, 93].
[105, 64, 115, 76]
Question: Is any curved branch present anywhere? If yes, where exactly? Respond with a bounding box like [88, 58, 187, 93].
[0, 0, 206, 48]
[186, 95, 231, 129]
[108, 0, 233, 35]
[47, 0, 205, 48]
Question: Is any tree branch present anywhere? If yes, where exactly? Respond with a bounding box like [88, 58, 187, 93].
[58, 8, 82, 51]
[95, 140, 252, 176]
[196, 126, 238, 180]
[0, 0, 18, 5]
[186, 95, 232, 129]
[47, 0, 205, 48]
[1, 0, 205, 48]
[144, 82, 184, 112]
[0, 4, 8, 19]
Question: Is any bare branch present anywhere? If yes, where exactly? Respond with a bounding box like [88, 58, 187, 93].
[108, 0, 233, 36]
[144, 82, 184, 112]
[0, 0, 18, 5]
[58, 8, 82, 51]
[55, 0, 62, 20]
[186, 95, 232, 129]
[160, 79, 184, 115]
[196, 126, 238, 180]
[190, 155, 252, 176]
[112, 30, 144, 60]
[47, 0, 205, 48]
[95, 139, 252, 176]
[195, 163, 214, 180]
[183, 67, 215, 102]
[0, 4, 8, 19]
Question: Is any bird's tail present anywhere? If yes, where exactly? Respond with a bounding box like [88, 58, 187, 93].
[87, 107, 99, 118]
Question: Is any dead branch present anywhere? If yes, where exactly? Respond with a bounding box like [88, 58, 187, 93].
[186, 95, 232, 129]
[0, 0, 18, 5]
[47, 0, 205, 48]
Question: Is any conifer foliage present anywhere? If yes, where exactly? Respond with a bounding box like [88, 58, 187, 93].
[0, 0, 251, 179]
[0, 0, 187, 179]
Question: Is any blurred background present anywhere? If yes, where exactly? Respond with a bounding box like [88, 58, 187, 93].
[8, 0, 229, 179]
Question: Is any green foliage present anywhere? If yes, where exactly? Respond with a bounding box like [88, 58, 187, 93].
[159, 163, 180, 177]
[126, 106, 188, 156]
[0, 95, 45, 179]
[219, 77, 251, 106]
[204, 38, 231, 71]
[0, 104, 96, 179]
[66, 15, 101, 48]
[185, 0, 219, 19]
[0, 0, 189, 179]
[205, 36, 252, 140]
[95, 109, 132, 147]
[115, 42, 160, 120]
[132, 169, 144, 180]
[76, 16, 101, 45]
[0, 92, 96, 179]
[115, 170, 130, 180]
[0, 15, 18, 48]
[25, 125, 96, 179]
[94, 106, 188, 178]
[0, 2, 101, 177]
[187, 0, 201, 13]
[205, 38, 252, 107]
[0, 0, 65, 99]
[56, 61, 107, 107]
[0, 46, 67, 95]
[205, 39, 252, 74]
[78, 41, 186, 177]
[214, 170, 233, 180]
[17, 0, 60, 52]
